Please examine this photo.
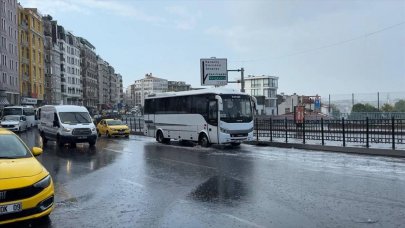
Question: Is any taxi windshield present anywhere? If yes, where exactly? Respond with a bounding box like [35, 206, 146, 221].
[107, 120, 123, 126]
[0, 134, 31, 159]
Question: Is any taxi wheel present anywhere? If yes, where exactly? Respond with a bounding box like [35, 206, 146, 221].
[97, 130, 101, 137]
[125, 134, 129, 138]
[106, 131, 111, 138]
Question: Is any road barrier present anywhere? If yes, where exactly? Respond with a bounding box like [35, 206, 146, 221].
[254, 117, 405, 150]
[121, 117, 144, 135]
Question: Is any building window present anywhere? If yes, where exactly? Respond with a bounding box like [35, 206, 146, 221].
[251, 79, 260, 88]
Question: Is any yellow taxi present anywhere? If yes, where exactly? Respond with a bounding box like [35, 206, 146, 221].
[97, 119, 130, 138]
[0, 129, 54, 225]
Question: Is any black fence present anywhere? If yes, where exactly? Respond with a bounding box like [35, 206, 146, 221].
[121, 117, 144, 134]
[255, 117, 405, 150]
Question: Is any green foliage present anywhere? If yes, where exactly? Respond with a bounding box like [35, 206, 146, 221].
[394, 100, 405, 112]
[351, 103, 379, 113]
[381, 103, 394, 112]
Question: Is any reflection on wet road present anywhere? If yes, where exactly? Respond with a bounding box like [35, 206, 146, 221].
[7, 129, 405, 227]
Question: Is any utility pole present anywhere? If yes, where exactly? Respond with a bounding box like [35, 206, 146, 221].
[227, 67, 245, 93]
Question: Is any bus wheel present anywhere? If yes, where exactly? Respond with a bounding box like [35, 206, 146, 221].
[199, 134, 210, 147]
[156, 131, 164, 143]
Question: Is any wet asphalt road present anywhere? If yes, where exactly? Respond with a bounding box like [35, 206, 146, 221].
[6, 128, 405, 228]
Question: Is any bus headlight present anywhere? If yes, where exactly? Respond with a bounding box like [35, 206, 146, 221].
[220, 127, 231, 134]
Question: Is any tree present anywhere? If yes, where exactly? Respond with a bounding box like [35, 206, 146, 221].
[381, 103, 395, 112]
[351, 103, 379, 113]
[394, 100, 405, 112]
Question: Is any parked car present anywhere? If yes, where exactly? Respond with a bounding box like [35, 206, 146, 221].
[0, 115, 28, 132]
[97, 119, 130, 138]
[0, 128, 54, 225]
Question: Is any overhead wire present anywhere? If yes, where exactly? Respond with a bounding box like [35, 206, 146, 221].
[229, 21, 405, 63]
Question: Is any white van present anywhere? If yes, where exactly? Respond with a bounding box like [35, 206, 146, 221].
[37, 105, 98, 147]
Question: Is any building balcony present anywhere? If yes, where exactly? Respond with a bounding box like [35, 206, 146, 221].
[20, 22, 28, 30]
[22, 73, 29, 82]
[21, 40, 29, 47]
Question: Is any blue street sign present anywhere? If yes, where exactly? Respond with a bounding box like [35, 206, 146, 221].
[315, 99, 321, 109]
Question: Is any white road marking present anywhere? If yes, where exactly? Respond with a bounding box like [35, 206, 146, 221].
[222, 213, 265, 228]
[120, 178, 145, 188]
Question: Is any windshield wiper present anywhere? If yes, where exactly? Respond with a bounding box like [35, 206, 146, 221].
[0, 156, 20, 159]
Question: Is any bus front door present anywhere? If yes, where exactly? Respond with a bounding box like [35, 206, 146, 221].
[207, 100, 219, 144]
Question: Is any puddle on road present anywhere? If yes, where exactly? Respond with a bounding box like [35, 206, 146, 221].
[190, 175, 247, 204]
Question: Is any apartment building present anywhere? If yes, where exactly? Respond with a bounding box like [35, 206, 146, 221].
[167, 81, 190, 92]
[97, 55, 109, 110]
[58, 26, 81, 105]
[244, 75, 278, 115]
[42, 15, 61, 105]
[18, 6, 44, 105]
[116, 73, 123, 107]
[134, 73, 168, 107]
[0, 0, 19, 107]
[78, 37, 97, 111]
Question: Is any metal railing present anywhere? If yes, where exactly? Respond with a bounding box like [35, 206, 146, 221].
[121, 117, 144, 134]
[255, 117, 405, 150]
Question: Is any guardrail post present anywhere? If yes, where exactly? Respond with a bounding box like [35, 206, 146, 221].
[270, 117, 273, 142]
[366, 117, 369, 148]
[256, 118, 259, 142]
[342, 117, 346, 147]
[303, 117, 306, 144]
[138, 118, 141, 133]
[321, 118, 324, 146]
[134, 118, 137, 132]
[129, 118, 133, 132]
[391, 117, 395, 150]
[285, 117, 288, 143]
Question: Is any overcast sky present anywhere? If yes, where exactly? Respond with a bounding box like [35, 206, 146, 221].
[20, 0, 405, 97]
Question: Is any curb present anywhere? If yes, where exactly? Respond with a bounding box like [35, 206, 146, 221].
[244, 141, 405, 158]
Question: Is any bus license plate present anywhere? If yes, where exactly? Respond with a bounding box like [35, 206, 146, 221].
[0, 202, 22, 215]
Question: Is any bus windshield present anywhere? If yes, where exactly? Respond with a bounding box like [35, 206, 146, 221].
[3, 108, 23, 116]
[220, 95, 253, 123]
[59, 112, 92, 124]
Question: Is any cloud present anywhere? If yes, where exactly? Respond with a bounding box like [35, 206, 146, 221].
[19, 0, 165, 23]
[165, 5, 202, 30]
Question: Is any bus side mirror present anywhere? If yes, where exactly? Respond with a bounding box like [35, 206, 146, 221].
[215, 95, 223, 111]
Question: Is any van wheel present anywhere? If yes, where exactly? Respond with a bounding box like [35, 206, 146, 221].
[56, 136, 64, 147]
[199, 134, 210, 147]
[41, 132, 48, 144]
